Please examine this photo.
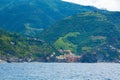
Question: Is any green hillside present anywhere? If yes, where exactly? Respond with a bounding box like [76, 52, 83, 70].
[0, 0, 120, 62]
[0, 29, 57, 62]
[41, 12, 120, 62]
[0, 0, 98, 37]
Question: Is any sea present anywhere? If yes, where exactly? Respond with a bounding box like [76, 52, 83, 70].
[0, 63, 119, 80]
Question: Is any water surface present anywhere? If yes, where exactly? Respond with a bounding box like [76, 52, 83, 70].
[0, 63, 120, 80]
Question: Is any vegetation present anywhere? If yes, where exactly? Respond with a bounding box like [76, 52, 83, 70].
[41, 11, 120, 62]
[0, 0, 120, 62]
[54, 32, 80, 53]
[0, 29, 57, 62]
[0, 0, 98, 37]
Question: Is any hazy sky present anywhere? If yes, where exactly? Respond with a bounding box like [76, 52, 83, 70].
[63, 0, 120, 11]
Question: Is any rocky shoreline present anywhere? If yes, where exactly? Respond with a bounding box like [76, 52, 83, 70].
[0, 57, 120, 63]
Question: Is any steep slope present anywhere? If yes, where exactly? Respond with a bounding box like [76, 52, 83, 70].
[41, 12, 120, 62]
[103, 12, 120, 31]
[0, 29, 57, 62]
[0, 0, 98, 36]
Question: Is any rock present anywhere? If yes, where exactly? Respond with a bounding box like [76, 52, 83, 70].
[0, 59, 6, 63]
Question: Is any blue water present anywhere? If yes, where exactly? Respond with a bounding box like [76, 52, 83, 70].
[0, 63, 120, 80]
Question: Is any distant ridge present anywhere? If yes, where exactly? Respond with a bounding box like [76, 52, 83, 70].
[0, 0, 99, 34]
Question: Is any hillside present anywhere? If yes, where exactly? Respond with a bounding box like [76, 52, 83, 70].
[0, 29, 57, 62]
[41, 12, 120, 62]
[0, 0, 99, 37]
[1, 0, 120, 63]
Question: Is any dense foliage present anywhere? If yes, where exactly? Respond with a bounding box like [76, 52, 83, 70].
[0, 0, 98, 37]
[0, 29, 57, 62]
[0, 0, 120, 62]
[41, 12, 120, 62]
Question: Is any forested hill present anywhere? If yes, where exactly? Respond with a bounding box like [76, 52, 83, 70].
[0, 0, 120, 63]
[0, 0, 98, 34]
[41, 11, 120, 62]
[0, 29, 57, 62]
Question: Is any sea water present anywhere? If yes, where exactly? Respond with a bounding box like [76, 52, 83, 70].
[0, 63, 120, 80]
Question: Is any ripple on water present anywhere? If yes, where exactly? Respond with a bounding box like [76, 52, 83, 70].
[0, 63, 120, 80]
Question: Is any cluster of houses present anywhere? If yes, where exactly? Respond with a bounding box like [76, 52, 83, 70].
[56, 49, 80, 62]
